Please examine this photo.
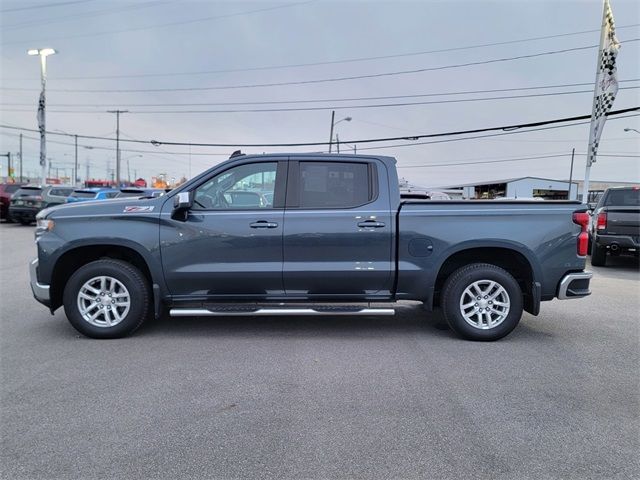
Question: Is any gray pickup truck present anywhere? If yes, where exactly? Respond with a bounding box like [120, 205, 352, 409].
[30, 153, 592, 341]
[589, 186, 640, 266]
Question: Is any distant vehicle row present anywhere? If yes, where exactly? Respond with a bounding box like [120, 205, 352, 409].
[1, 185, 167, 225]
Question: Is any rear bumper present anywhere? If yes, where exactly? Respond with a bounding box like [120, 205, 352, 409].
[557, 271, 592, 300]
[29, 258, 50, 306]
[595, 234, 639, 251]
[9, 206, 39, 221]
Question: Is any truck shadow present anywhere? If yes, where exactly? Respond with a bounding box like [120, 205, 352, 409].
[588, 255, 640, 280]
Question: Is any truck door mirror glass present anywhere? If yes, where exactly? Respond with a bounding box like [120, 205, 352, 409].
[172, 191, 193, 220]
[174, 191, 192, 210]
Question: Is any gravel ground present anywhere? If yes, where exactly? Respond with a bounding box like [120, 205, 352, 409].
[1, 222, 638, 480]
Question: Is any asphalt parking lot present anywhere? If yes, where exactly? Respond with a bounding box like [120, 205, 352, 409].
[1, 222, 638, 480]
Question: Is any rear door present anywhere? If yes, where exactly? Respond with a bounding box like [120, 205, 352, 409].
[282, 157, 393, 298]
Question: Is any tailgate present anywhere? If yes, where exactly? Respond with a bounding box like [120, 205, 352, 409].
[604, 207, 640, 236]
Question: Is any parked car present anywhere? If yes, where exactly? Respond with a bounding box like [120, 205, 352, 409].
[9, 185, 74, 225]
[67, 188, 120, 203]
[0, 182, 26, 222]
[30, 153, 592, 340]
[589, 186, 640, 266]
[116, 188, 166, 198]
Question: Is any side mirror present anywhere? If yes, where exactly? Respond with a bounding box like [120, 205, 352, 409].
[173, 191, 192, 209]
[172, 191, 193, 221]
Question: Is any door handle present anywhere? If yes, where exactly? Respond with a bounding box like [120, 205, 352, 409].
[357, 220, 386, 228]
[250, 221, 279, 229]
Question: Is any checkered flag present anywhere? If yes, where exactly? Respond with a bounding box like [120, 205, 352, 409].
[587, 0, 620, 166]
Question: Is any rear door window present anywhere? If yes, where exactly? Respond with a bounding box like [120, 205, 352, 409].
[296, 162, 371, 209]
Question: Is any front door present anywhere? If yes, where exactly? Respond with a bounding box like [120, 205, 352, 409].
[160, 160, 287, 300]
[282, 158, 393, 298]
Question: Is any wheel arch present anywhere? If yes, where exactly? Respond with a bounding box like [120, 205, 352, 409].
[431, 242, 541, 315]
[49, 241, 160, 313]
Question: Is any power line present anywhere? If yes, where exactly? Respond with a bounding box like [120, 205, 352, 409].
[0, 0, 317, 46]
[2, 79, 638, 108]
[357, 113, 640, 151]
[1, 107, 638, 148]
[6, 129, 637, 171]
[396, 152, 640, 169]
[3, 23, 639, 80]
[0, 131, 230, 156]
[4, 87, 637, 114]
[5, 42, 638, 94]
[0, 0, 95, 13]
[1, 1, 171, 30]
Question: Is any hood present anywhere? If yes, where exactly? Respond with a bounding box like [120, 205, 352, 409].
[37, 196, 165, 220]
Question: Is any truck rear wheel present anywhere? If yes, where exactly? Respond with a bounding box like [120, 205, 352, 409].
[590, 238, 607, 266]
[441, 263, 523, 341]
[63, 259, 151, 339]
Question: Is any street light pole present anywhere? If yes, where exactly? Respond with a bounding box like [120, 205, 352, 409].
[328, 111, 352, 153]
[74, 134, 78, 186]
[28, 48, 56, 185]
[19, 133, 23, 182]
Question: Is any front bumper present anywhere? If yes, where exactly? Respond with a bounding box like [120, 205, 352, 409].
[29, 258, 51, 306]
[557, 271, 592, 300]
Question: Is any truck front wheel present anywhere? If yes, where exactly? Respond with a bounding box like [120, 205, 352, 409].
[441, 263, 523, 341]
[63, 259, 151, 339]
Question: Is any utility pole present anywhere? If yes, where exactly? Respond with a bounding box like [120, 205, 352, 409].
[328, 110, 335, 153]
[19, 134, 23, 182]
[336, 133, 340, 154]
[107, 110, 128, 186]
[74, 134, 78, 186]
[568, 148, 575, 200]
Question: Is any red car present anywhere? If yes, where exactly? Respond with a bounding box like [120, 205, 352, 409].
[0, 182, 26, 222]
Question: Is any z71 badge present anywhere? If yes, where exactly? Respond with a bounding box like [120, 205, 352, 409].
[123, 206, 154, 213]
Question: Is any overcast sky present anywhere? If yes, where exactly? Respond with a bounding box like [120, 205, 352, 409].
[1, 0, 639, 187]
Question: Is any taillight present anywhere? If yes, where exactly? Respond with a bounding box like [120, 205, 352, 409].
[596, 212, 607, 230]
[572, 212, 590, 256]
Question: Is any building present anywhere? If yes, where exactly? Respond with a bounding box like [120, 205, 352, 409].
[431, 177, 580, 200]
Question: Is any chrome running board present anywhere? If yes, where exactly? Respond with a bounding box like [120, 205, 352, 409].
[169, 307, 396, 317]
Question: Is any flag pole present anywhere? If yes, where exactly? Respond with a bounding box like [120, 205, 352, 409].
[583, 0, 609, 203]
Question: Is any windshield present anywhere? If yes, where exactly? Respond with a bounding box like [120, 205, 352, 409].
[604, 188, 640, 206]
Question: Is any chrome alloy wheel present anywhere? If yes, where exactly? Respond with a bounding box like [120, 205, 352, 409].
[459, 279, 510, 330]
[77, 276, 131, 328]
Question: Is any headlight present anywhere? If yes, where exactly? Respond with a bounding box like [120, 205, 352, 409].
[36, 218, 54, 232]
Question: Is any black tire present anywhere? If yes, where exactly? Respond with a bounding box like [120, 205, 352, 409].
[590, 238, 607, 266]
[441, 263, 523, 341]
[18, 218, 31, 225]
[63, 259, 151, 339]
